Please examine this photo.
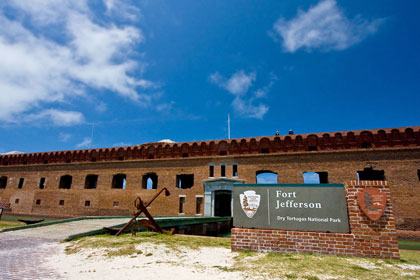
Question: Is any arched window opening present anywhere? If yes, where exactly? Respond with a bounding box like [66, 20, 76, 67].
[256, 171, 278, 184]
[112, 174, 127, 189]
[0, 176, 7, 189]
[142, 173, 158, 189]
[85, 175, 98, 189]
[177, 174, 194, 189]
[303, 172, 319, 184]
[59, 175, 72, 189]
[357, 168, 385, 181]
[303, 172, 329, 184]
[318, 172, 329, 183]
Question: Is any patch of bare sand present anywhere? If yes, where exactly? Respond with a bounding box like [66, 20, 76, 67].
[44, 242, 248, 280]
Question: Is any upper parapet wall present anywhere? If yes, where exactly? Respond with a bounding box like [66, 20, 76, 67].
[1, 126, 420, 166]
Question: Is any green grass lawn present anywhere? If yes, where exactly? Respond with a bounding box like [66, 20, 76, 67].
[399, 240, 420, 251]
[0, 214, 62, 230]
[0, 214, 61, 223]
[0, 221, 25, 230]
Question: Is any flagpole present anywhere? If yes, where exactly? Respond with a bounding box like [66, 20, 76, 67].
[228, 114, 230, 139]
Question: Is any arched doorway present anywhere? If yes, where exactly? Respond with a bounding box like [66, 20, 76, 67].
[214, 190, 232, 216]
[202, 178, 244, 217]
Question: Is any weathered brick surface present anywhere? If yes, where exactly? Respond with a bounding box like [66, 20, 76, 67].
[232, 181, 400, 259]
[0, 233, 61, 279]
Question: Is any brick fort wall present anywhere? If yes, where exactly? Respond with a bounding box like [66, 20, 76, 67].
[0, 126, 419, 231]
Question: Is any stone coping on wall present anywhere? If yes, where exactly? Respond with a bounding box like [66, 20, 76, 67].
[231, 181, 400, 259]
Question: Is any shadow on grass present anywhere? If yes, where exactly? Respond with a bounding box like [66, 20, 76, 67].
[399, 240, 420, 251]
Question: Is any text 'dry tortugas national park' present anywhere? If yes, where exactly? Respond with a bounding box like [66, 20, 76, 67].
[1, 126, 420, 259]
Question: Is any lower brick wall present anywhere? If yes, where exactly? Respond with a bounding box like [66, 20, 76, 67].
[231, 181, 400, 259]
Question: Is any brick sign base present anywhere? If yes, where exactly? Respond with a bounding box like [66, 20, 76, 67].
[231, 181, 400, 259]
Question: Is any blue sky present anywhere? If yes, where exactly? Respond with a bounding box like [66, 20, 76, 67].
[0, 0, 419, 153]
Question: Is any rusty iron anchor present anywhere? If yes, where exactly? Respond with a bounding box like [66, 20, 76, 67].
[115, 187, 171, 236]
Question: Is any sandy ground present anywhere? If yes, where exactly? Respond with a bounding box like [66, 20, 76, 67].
[36, 240, 420, 280]
[44, 242, 247, 280]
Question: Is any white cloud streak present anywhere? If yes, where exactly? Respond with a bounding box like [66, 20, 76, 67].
[210, 70, 273, 120]
[272, 0, 383, 52]
[0, 0, 154, 125]
[59, 132, 72, 142]
[232, 98, 268, 120]
[104, 0, 141, 21]
[112, 142, 132, 147]
[76, 137, 92, 148]
[27, 109, 85, 126]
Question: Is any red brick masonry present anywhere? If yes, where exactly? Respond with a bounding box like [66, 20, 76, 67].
[231, 181, 400, 259]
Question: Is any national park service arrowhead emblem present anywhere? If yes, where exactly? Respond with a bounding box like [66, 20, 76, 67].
[240, 190, 261, 218]
[356, 188, 387, 222]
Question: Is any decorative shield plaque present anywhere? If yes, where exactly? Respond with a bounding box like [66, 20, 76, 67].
[357, 188, 387, 221]
[239, 190, 261, 218]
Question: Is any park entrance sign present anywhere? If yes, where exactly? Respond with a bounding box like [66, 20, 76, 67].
[231, 181, 400, 260]
[233, 184, 350, 233]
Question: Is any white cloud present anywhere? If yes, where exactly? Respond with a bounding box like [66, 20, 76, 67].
[0, 1, 155, 125]
[95, 101, 108, 113]
[76, 137, 92, 148]
[253, 73, 277, 99]
[27, 109, 85, 126]
[3, 0, 89, 25]
[104, 0, 116, 11]
[156, 101, 175, 112]
[210, 71, 256, 96]
[210, 70, 272, 120]
[104, 0, 141, 21]
[59, 132, 72, 142]
[232, 97, 268, 120]
[272, 0, 382, 52]
[112, 142, 132, 147]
